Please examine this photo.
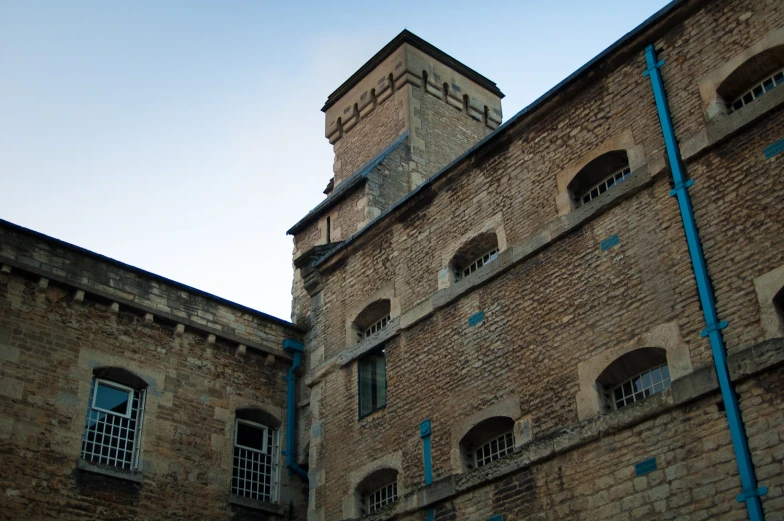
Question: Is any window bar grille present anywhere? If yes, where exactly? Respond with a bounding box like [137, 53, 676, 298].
[474, 431, 514, 468]
[727, 68, 784, 113]
[578, 166, 631, 206]
[457, 248, 499, 280]
[367, 482, 398, 513]
[612, 364, 671, 410]
[358, 315, 391, 340]
[231, 424, 278, 503]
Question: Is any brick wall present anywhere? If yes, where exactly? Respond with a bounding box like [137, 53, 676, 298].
[296, 0, 784, 519]
[0, 223, 307, 520]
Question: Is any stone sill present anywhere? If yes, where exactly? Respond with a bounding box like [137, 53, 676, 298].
[338, 317, 400, 367]
[228, 494, 284, 515]
[76, 459, 144, 483]
[681, 85, 784, 162]
[354, 337, 784, 520]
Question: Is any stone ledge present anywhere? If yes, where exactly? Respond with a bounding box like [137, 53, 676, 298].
[353, 337, 783, 520]
[681, 85, 784, 162]
[228, 494, 284, 515]
[76, 459, 144, 484]
[338, 317, 401, 367]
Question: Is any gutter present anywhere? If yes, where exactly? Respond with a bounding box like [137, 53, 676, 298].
[643, 44, 767, 520]
[282, 339, 308, 480]
[312, 0, 692, 268]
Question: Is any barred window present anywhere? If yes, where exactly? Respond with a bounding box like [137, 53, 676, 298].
[459, 416, 515, 471]
[232, 419, 279, 503]
[456, 248, 499, 280]
[727, 68, 784, 113]
[81, 378, 146, 471]
[359, 315, 390, 340]
[612, 364, 671, 410]
[577, 166, 631, 206]
[475, 431, 514, 468]
[367, 482, 398, 513]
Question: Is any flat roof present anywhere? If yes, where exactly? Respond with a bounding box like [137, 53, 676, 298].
[321, 29, 504, 112]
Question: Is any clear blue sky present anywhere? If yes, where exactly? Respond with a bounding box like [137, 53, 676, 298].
[0, 0, 670, 320]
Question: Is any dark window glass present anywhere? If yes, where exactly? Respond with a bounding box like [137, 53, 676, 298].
[359, 351, 387, 417]
[236, 422, 266, 451]
[94, 382, 130, 415]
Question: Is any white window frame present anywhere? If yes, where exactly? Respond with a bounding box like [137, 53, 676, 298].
[81, 377, 146, 471]
[577, 166, 631, 206]
[612, 364, 671, 410]
[232, 418, 279, 503]
[366, 481, 398, 513]
[456, 248, 499, 281]
[474, 431, 514, 468]
[91, 379, 133, 418]
[727, 68, 784, 113]
[358, 315, 390, 340]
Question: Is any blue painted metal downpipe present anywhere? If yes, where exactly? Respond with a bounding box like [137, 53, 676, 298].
[283, 339, 308, 480]
[643, 44, 766, 520]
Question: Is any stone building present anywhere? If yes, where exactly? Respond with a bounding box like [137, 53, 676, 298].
[288, 0, 784, 520]
[2, 0, 784, 520]
[0, 220, 309, 519]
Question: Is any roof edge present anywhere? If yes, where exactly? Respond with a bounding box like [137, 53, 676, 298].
[322, 30, 504, 113]
[313, 0, 691, 268]
[0, 217, 302, 331]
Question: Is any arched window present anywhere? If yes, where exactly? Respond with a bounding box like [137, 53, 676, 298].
[568, 150, 631, 207]
[451, 232, 499, 282]
[231, 408, 280, 503]
[718, 45, 784, 113]
[353, 299, 392, 342]
[357, 468, 399, 514]
[459, 416, 515, 471]
[596, 348, 671, 412]
[81, 367, 148, 471]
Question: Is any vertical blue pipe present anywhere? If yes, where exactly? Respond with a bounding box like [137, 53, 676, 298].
[283, 339, 308, 479]
[643, 44, 766, 520]
[420, 420, 433, 485]
[426, 508, 435, 521]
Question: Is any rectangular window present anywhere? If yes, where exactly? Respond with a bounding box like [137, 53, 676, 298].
[81, 379, 145, 470]
[232, 420, 278, 503]
[359, 350, 387, 418]
[475, 431, 514, 468]
[367, 482, 397, 513]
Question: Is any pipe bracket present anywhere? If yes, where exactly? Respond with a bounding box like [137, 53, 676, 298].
[737, 487, 768, 503]
[670, 178, 694, 197]
[700, 320, 728, 338]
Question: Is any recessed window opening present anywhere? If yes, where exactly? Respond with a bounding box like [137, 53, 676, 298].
[359, 348, 387, 418]
[232, 418, 278, 503]
[389, 73, 395, 94]
[463, 94, 470, 113]
[597, 347, 670, 412]
[371, 88, 377, 108]
[367, 482, 397, 513]
[460, 416, 515, 471]
[579, 166, 631, 205]
[354, 299, 392, 342]
[568, 150, 630, 208]
[612, 365, 671, 409]
[357, 468, 399, 515]
[727, 68, 784, 112]
[422, 70, 428, 90]
[81, 372, 147, 471]
[457, 248, 499, 280]
[483, 106, 489, 125]
[326, 216, 331, 244]
[443, 83, 449, 102]
[773, 286, 784, 326]
[451, 232, 499, 282]
[718, 46, 784, 114]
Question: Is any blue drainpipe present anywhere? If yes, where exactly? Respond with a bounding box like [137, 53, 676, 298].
[283, 339, 308, 480]
[643, 44, 766, 520]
